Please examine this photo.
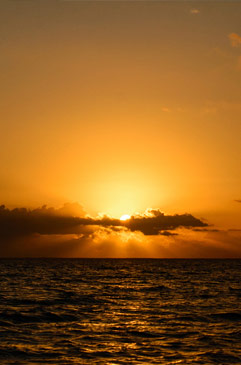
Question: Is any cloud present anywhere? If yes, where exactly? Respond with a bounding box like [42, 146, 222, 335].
[202, 100, 241, 114]
[150, 228, 241, 259]
[122, 209, 207, 235]
[159, 230, 178, 236]
[192, 228, 220, 232]
[0, 205, 207, 239]
[55, 202, 86, 217]
[0, 203, 87, 238]
[228, 34, 241, 70]
[0, 204, 208, 257]
[161, 107, 170, 113]
[234, 199, 241, 203]
[0, 204, 241, 258]
[229, 33, 241, 47]
[190, 9, 200, 15]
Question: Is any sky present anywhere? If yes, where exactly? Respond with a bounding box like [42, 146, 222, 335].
[0, 0, 241, 257]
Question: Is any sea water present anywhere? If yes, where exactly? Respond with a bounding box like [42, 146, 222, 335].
[0, 259, 241, 364]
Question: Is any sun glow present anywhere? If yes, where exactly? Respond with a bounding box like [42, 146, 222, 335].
[120, 214, 131, 221]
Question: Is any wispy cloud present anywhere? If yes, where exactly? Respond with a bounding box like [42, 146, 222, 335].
[161, 107, 170, 113]
[202, 100, 241, 114]
[190, 9, 200, 15]
[234, 199, 241, 203]
[229, 33, 241, 47]
[152, 228, 241, 259]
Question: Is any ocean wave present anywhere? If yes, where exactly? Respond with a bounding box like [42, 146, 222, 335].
[0, 259, 241, 364]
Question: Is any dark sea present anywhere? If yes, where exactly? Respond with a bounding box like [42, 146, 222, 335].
[0, 259, 241, 364]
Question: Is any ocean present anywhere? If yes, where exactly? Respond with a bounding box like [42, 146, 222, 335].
[0, 259, 241, 364]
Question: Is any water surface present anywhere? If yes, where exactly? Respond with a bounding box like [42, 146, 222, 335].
[0, 259, 241, 364]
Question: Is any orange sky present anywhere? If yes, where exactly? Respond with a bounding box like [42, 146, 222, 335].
[0, 1, 241, 257]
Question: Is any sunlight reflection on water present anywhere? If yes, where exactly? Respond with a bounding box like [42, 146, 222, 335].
[0, 259, 241, 364]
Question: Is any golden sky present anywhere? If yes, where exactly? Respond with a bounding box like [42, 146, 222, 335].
[0, 1, 241, 257]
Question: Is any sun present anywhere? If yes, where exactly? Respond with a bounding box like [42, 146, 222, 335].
[120, 214, 131, 221]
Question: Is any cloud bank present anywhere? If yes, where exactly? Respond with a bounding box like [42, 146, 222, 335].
[0, 205, 207, 239]
[1, 203, 240, 258]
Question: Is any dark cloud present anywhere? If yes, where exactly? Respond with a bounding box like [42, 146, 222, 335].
[1, 204, 241, 258]
[234, 199, 241, 203]
[0, 205, 207, 240]
[159, 231, 178, 236]
[0, 204, 86, 238]
[192, 228, 220, 232]
[123, 209, 207, 235]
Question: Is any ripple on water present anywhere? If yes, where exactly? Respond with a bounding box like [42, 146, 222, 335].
[0, 259, 241, 364]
